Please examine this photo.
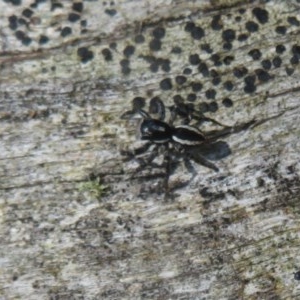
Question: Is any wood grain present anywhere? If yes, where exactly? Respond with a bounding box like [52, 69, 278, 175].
[0, 0, 300, 299]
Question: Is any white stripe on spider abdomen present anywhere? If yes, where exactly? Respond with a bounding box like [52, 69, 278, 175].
[172, 125, 205, 146]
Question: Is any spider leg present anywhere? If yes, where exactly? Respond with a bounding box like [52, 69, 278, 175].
[201, 116, 231, 128]
[135, 145, 161, 171]
[121, 141, 153, 162]
[162, 143, 173, 199]
[183, 155, 197, 177]
[149, 97, 166, 121]
[192, 112, 231, 128]
[168, 105, 191, 126]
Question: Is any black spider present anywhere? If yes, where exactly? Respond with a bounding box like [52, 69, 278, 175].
[121, 98, 230, 197]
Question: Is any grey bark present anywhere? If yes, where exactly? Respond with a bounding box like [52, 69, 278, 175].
[0, 0, 300, 299]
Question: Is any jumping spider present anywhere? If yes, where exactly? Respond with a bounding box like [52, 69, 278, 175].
[121, 98, 234, 196]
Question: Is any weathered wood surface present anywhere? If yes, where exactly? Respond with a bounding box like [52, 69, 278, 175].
[1, 0, 300, 299]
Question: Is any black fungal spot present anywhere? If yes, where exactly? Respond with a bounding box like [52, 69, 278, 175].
[275, 26, 287, 35]
[191, 26, 205, 40]
[210, 69, 218, 78]
[245, 21, 259, 32]
[244, 83, 256, 94]
[222, 98, 233, 107]
[39, 35, 49, 44]
[233, 67, 248, 78]
[68, 13, 80, 22]
[248, 49, 262, 60]
[272, 56, 282, 68]
[150, 62, 159, 72]
[201, 44, 213, 53]
[8, 15, 18, 30]
[239, 8, 246, 14]
[15, 30, 25, 40]
[6, 0, 21, 5]
[235, 16, 242, 22]
[22, 36, 31, 45]
[132, 97, 145, 109]
[161, 59, 171, 72]
[223, 55, 234, 65]
[183, 68, 192, 75]
[77, 47, 94, 63]
[120, 59, 129, 68]
[102, 48, 113, 61]
[276, 44, 286, 54]
[149, 39, 161, 51]
[134, 34, 145, 44]
[223, 42, 232, 51]
[184, 22, 195, 32]
[187, 93, 197, 102]
[51, 2, 63, 10]
[211, 15, 222, 30]
[72, 2, 83, 13]
[80, 20, 87, 27]
[290, 55, 299, 65]
[189, 54, 200, 65]
[109, 42, 117, 49]
[222, 29, 236, 43]
[238, 33, 248, 42]
[287, 16, 300, 26]
[286, 67, 294, 76]
[15, 30, 31, 45]
[261, 59, 272, 70]
[61, 26, 72, 37]
[199, 102, 209, 113]
[171, 46, 182, 54]
[212, 77, 221, 86]
[255, 69, 271, 82]
[18, 18, 27, 26]
[198, 62, 209, 77]
[244, 75, 256, 93]
[105, 9, 117, 16]
[123, 45, 135, 57]
[208, 102, 218, 112]
[244, 75, 256, 85]
[152, 27, 165, 39]
[294, 271, 300, 281]
[173, 94, 184, 103]
[210, 54, 222, 66]
[252, 7, 269, 24]
[292, 45, 300, 58]
[160, 78, 173, 90]
[22, 8, 34, 18]
[191, 82, 203, 92]
[223, 81, 233, 91]
[175, 76, 187, 85]
[205, 89, 216, 100]
[121, 67, 131, 75]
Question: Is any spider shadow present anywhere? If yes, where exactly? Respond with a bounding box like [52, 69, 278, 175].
[166, 140, 231, 194]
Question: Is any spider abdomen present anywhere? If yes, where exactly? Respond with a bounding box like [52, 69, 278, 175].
[172, 125, 205, 146]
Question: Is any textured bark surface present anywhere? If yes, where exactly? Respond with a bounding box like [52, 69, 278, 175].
[1, 0, 300, 299]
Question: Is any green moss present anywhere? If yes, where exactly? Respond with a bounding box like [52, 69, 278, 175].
[78, 179, 109, 199]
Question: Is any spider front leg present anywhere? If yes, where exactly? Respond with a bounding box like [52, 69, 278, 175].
[121, 141, 153, 162]
[193, 113, 231, 128]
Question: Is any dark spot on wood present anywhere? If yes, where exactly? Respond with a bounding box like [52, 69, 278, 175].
[252, 7, 269, 24]
[160, 78, 173, 90]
